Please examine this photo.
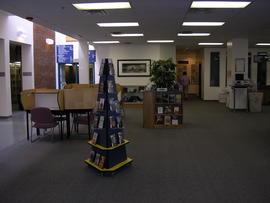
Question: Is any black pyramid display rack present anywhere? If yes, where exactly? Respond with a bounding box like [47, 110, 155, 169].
[85, 58, 133, 174]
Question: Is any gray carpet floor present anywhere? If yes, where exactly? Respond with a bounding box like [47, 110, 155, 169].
[1, 100, 270, 203]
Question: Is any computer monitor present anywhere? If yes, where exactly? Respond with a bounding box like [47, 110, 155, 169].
[235, 73, 244, 81]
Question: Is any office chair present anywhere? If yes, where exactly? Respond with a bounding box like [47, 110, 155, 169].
[30, 107, 59, 142]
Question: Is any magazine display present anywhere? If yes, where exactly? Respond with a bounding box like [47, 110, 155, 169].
[85, 58, 132, 173]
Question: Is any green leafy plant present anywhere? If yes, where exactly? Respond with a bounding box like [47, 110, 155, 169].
[150, 58, 176, 89]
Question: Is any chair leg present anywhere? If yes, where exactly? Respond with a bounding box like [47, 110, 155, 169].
[31, 125, 40, 143]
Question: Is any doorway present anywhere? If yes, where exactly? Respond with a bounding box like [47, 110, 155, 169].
[10, 43, 22, 111]
[58, 63, 79, 89]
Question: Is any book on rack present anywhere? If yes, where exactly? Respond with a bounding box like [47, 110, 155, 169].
[99, 63, 105, 76]
[90, 150, 95, 162]
[94, 116, 99, 128]
[94, 153, 101, 165]
[99, 81, 104, 93]
[164, 106, 172, 114]
[92, 132, 98, 144]
[109, 98, 115, 111]
[98, 98, 105, 110]
[173, 106, 180, 113]
[164, 115, 171, 125]
[109, 63, 115, 75]
[156, 115, 164, 125]
[157, 106, 163, 114]
[156, 94, 163, 103]
[118, 132, 124, 144]
[109, 116, 116, 128]
[169, 94, 175, 103]
[98, 116, 104, 129]
[175, 94, 181, 103]
[108, 80, 114, 93]
[116, 116, 122, 128]
[162, 94, 169, 103]
[98, 156, 106, 168]
[171, 116, 179, 125]
[110, 134, 117, 147]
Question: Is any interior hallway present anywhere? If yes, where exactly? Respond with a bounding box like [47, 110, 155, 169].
[1, 100, 270, 202]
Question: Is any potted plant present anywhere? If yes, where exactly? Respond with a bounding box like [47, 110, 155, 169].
[150, 58, 176, 90]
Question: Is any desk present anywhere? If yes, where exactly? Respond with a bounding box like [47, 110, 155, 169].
[25, 109, 92, 141]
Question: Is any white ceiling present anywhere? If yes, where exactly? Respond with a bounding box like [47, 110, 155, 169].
[0, 0, 270, 48]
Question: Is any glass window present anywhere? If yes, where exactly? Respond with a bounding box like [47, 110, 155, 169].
[210, 52, 220, 87]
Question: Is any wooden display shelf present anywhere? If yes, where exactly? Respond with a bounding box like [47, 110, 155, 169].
[155, 113, 183, 116]
[155, 103, 181, 105]
[85, 157, 133, 172]
[123, 102, 143, 107]
[88, 139, 130, 150]
[154, 124, 183, 128]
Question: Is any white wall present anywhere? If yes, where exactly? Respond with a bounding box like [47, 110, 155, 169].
[94, 44, 176, 85]
[0, 10, 33, 116]
[202, 48, 226, 100]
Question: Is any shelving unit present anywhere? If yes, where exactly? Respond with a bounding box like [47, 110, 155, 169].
[122, 85, 145, 107]
[84, 58, 132, 174]
[143, 91, 183, 128]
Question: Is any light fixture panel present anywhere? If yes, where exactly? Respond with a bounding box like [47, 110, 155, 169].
[73, 2, 131, 10]
[191, 1, 251, 8]
[97, 22, 139, 27]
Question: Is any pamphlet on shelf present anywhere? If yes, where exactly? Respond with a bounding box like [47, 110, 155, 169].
[173, 106, 180, 113]
[98, 156, 106, 168]
[90, 150, 95, 162]
[108, 80, 114, 93]
[116, 116, 122, 128]
[94, 116, 99, 128]
[94, 153, 101, 165]
[118, 132, 124, 143]
[157, 106, 163, 114]
[92, 132, 98, 144]
[171, 116, 179, 125]
[110, 134, 117, 146]
[169, 94, 175, 103]
[164, 115, 171, 125]
[98, 116, 104, 129]
[109, 116, 116, 128]
[164, 106, 172, 114]
[99, 98, 105, 110]
[156, 115, 164, 124]
[109, 63, 115, 75]
[175, 94, 181, 103]
[99, 81, 104, 93]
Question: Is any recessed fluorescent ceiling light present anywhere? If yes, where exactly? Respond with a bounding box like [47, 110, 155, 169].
[73, 2, 131, 10]
[191, 1, 251, 8]
[178, 33, 210, 36]
[97, 22, 139, 27]
[256, 43, 270, 46]
[111, 33, 144, 37]
[199, 42, 224, 45]
[183, 22, 225, 26]
[147, 40, 174, 43]
[93, 41, 120, 44]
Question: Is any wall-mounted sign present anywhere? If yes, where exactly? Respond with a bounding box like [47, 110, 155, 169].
[57, 45, 73, 63]
[89, 50, 96, 63]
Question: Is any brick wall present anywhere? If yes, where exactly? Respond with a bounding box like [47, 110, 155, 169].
[33, 24, 56, 89]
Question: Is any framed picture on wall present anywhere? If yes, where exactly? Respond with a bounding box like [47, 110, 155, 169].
[235, 58, 245, 72]
[117, 59, 151, 77]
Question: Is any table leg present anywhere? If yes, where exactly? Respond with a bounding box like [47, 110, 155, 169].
[66, 111, 70, 138]
[87, 111, 90, 140]
[26, 111, 29, 140]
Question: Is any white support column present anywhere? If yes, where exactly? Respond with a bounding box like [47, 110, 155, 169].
[78, 40, 89, 84]
[0, 39, 12, 116]
[227, 38, 249, 85]
[21, 44, 34, 90]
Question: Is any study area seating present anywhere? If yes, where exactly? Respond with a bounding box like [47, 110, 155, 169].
[30, 107, 59, 142]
